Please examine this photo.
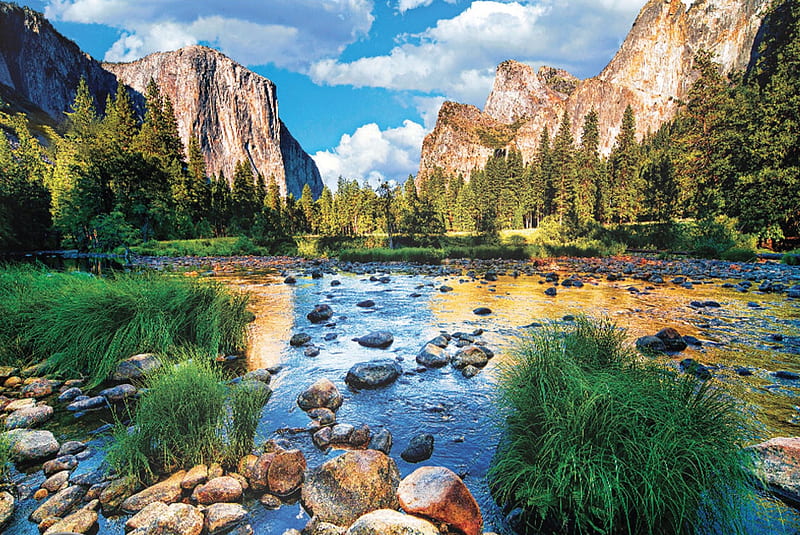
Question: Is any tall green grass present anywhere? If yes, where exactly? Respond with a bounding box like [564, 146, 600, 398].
[107, 356, 270, 482]
[0, 265, 249, 385]
[127, 236, 271, 257]
[489, 317, 756, 535]
[338, 247, 444, 264]
[0, 433, 11, 482]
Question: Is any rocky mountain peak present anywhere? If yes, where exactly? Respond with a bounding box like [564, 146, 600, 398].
[420, 0, 769, 181]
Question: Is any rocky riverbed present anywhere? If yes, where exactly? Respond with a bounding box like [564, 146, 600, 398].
[1, 254, 799, 534]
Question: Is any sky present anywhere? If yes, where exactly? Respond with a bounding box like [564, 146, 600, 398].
[16, 0, 645, 189]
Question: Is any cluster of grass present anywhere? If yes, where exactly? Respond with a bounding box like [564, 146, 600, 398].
[0, 433, 11, 482]
[338, 247, 444, 264]
[107, 355, 271, 482]
[782, 250, 800, 265]
[489, 316, 756, 535]
[126, 236, 275, 257]
[0, 265, 249, 385]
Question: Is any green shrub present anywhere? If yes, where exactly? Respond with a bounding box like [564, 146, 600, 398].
[0, 265, 249, 385]
[107, 356, 271, 482]
[226, 380, 272, 463]
[721, 247, 759, 262]
[782, 252, 800, 265]
[444, 245, 530, 260]
[489, 317, 755, 535]
[338, 247, 444, 264]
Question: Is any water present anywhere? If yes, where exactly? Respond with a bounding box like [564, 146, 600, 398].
[5, 263, 800, 534]
[224, 267, 800, 534]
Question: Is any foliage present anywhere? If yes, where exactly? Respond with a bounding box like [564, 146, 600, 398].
[0, 265, 249, 385]
[129, 237, 274, 257]
[0, 433, 11, 482]
[338, 247, 444, 264]
[226, 380, 272, 462]
[489, 317, 756, 535]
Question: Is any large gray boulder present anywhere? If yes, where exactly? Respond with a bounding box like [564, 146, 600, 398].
[345, 359, 402, 390]
[4, 428, 59, 463]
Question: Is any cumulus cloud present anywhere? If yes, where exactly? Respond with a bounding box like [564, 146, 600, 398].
[43, 0, 374, 68]
[312, 120, 427, 189]
[310, 0, 644, 105]
[397, 0, 434, 13]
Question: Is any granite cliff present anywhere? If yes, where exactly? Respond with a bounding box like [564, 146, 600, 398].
[419, 0, 769, 181]
[0, 3, 322, 199]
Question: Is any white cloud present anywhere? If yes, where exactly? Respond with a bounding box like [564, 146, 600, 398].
[44, 0, 374, 69]
[398, 0, 434, 13]
[310, 0, 644, 105]
[312, 120, 427, 189]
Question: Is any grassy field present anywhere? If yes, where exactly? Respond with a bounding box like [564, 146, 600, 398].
[489, 317, 756, 534]
[0, 265, 250, 385]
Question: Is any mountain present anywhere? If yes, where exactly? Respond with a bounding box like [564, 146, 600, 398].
[419, 0, 769, 181]
[0, 3, 322, 199]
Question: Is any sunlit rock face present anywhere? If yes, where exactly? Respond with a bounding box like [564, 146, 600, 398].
[103, 46, 323, 199]
[419, 0, 769, 181]
[0, 3, 322, 199]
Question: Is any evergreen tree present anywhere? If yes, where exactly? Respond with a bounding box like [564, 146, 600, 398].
[531, 129, 551, 227]
[317, 186, 335, 235]
[230, 161, 258, 232]
[609, 105, 641, 223]
[298, 183, 315, 233]
[209, 174, 232, 236]
[575, 110, 600, 225]
[550, 112, 576, 223]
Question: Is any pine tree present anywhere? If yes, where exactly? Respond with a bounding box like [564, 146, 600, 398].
[609, 105, 641, 223]
[65, 77, 98, 142]
[230, 161, 258, 232]
[317, 186, 335, 235]
[550, 112, 576, 223]
[209, 174, 232, 236]
[575, 110, 599, 225]
[532, 129, 551, 227]
[298, 183, 315, 233]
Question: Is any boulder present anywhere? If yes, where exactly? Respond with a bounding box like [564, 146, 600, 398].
[3, 398, 34, 412]
[99, 476, 141, 512]
[313, 427, 333, 450]
[43, 501, 99, 535]
[20, 378, 53, 398]
[98, 383, 137, 403]
[345, 360, 402, 389]
[192, 476, 243, 505]
[308, 407, 336, 426]
[749, 437, 800, 505]
[243, 369, 271, 385]
[427, 335, 449, 349]
[43, 454, 78, 475]
[121, 470, 187, 513]
[290, 333, 312, 347]
[655, 328, 687, 351]
[355, 331, 394, 349]
[181, 464, 208, 490]
[58, 440, 87, 456]
[5, 404, 53, 429]
[127, 502, 204, 535]
[345, 509, 440, 535]
[126, 501, 170, 530]
[204, 503, 248, 535]
[679, 358, 711, 380]
[42, 470, 71, 493]
[544, 287, 557, 297]
[398, 466, 482, 535]
[308, 305, 334, 323]
[30, 485, 85, 523]
[416, 344, 449, 368]
[297, 378, 343, 412]
[111, 353, 161, 381]
[4, 428, 59, 463]
[451, 346, 491, 369]
[58, 387, 83, 402]
[636, 336, 666, 353]
[369, 428, 392, 455]
[0, 491, 13, 528]
[472, 307, 492, 316]
[401, 434, 434, 463]
[357, 300, 375, 308]
[248, 452, 276, 493]
[67, 395, 107, 412]
[301, 450, 401, 527]
[268, 449, 306, 496]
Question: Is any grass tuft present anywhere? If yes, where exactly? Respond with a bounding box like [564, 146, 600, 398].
[489, 316, 757, 535]
[0, 265, 249, 385]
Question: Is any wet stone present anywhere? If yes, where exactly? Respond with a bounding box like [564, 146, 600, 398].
[290, 333, 312, 347]
[304, 346, 321, 358]
[21, 379, 53, 398]
[58, 387, 83, 403]
[5, 404, 53, 429]
[43, 454, 78, 476]
[355, 331, 394, 349]
[111, 353, 161, 381]
[67, 396, 107, 412]
[297, 378, 343, 412]
[679, 358, 712, 380]
[357, 300, 375, 308]
[369, 428, 392, 455]
[99, 383, 137, 403]
[308, 304, 334, 323]
[345, 359, 402, 389]
[400, 434, 434, 463]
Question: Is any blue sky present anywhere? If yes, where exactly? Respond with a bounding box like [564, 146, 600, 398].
[17, 0, 645, 188]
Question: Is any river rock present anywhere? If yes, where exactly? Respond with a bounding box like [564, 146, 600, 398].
[655, 328, 687, 351]
[284, 276, 296, 284]
[345, 509, 441, 535]
[473, 307, 492, 316]
[635, 336, 666, 353]
[0, 491, 13, 528]
[43, 501, 99, 535]
[301, 450, 401, 527]
[204, 502, 248, 535]
[181, 464, 208, 490]
[369, 428, 392, 455]
[21, 378, 53, 398]
[4, 397, 35, 412]
[4, 428, 59, 463]
[313, 427, 333, 450]
[30, 485, 85, 523]
[461, 365, 480, 378]
[268, 449, 306, 496]
[248, 452, 276, 493]
[401, 434, 434, 463]
[121, 470, 187, 513]
[355, 332, 394, 349]
[308, 407, 336, 426]
[58, 440, 86, 456]
[308, 305, 334, 323]
[43, 454, 78, 475]
[773, 371, 800, 381]
[297, 378, 343, 412]
[192, 476, 242, 505]
[99, 383, 137, 403]
[345, 359, 402, 389]
[290, 333, 312, 347]
[305, 346, 321, 357]
[127, 502, 204, 535]
[5, 404, 53, 429]
[243, 369, 272, 385]
[544, 287, 557, 297]
[58, 387, 83, 402]
[43, 470, 70, 493]
[99, 476, 140, 512]
[111, 353, 161, 381]
[451, 346, 491, 369]
[67, 395, 107, 412]
[330, 424, 355, 444]
[427, 335, 449, 348]
[397, 466, 482, 535]
[416, 344, 449, 368]
[350, 424, 372, 449]
[679, 358, 711, 380]
[749, 437, 800, 504]
[357, 300, 375, 308]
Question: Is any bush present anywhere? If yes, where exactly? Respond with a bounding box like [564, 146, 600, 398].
[107, 356, 271, 482]
[721, 247, 759, 262]
[0, 265, 249, 385]
[489, 317, 755, 535]
[338, 247, 443, 264]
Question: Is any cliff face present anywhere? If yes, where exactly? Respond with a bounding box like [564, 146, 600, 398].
[419, 0, 769, 180]
[104, 47, 322, 198]
[0, 3, 117, 121]
[0, 3, 322, 199]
